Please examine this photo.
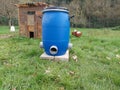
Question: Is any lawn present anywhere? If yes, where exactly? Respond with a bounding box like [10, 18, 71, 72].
[0, 26, 19, 34]
[0, 26, 120, 90]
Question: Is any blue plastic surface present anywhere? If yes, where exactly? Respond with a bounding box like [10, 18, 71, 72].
[42, 8, 70, 56]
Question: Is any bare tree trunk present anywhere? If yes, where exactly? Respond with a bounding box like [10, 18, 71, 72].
[9, 18, 12, 29]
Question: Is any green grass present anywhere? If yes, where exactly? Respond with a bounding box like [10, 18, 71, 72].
[0, 26, 19, 34]
[0, 26, 120, 90]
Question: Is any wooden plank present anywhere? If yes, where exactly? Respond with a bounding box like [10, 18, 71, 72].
[36, 11, 42, 16]
[28, 25, 34, 32]
[19, 24, 26, 36]
[27, 15, 34, 25]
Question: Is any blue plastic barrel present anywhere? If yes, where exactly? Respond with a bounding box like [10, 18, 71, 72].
[42, 7, 70, 56]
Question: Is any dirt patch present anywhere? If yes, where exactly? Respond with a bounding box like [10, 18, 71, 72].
[0, 34, 13, 39]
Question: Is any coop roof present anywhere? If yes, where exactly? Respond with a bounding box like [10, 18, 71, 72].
[15, 2, 48, 8]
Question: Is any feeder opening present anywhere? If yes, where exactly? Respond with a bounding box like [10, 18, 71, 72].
[30, 32, 34, 38]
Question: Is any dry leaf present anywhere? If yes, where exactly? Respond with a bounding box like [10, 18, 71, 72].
[116, 54, 120, 59]
[59, 87, 64, 90]
[72, 55, 78, 62]
[69, 71, 75, 76]
[106, 57, 111, 60]
[58, 75, 61, 78]
[45, 67, 51, 74]
[12, 88, 16, 90]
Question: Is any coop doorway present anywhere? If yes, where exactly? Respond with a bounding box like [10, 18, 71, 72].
[29, 32, 34, 38]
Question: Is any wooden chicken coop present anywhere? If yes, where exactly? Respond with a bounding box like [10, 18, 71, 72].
[16, 2, 48, 38]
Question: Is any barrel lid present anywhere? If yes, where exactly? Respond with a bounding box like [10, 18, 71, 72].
[42, 7, 69, 13]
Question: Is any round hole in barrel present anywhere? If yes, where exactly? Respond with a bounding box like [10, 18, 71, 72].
[50, 46, 58, 55]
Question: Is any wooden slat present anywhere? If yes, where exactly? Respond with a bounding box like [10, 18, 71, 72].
[27, 15, 34, 25]
[15, 2, 48, 8]
[28, 25, 34, 32]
